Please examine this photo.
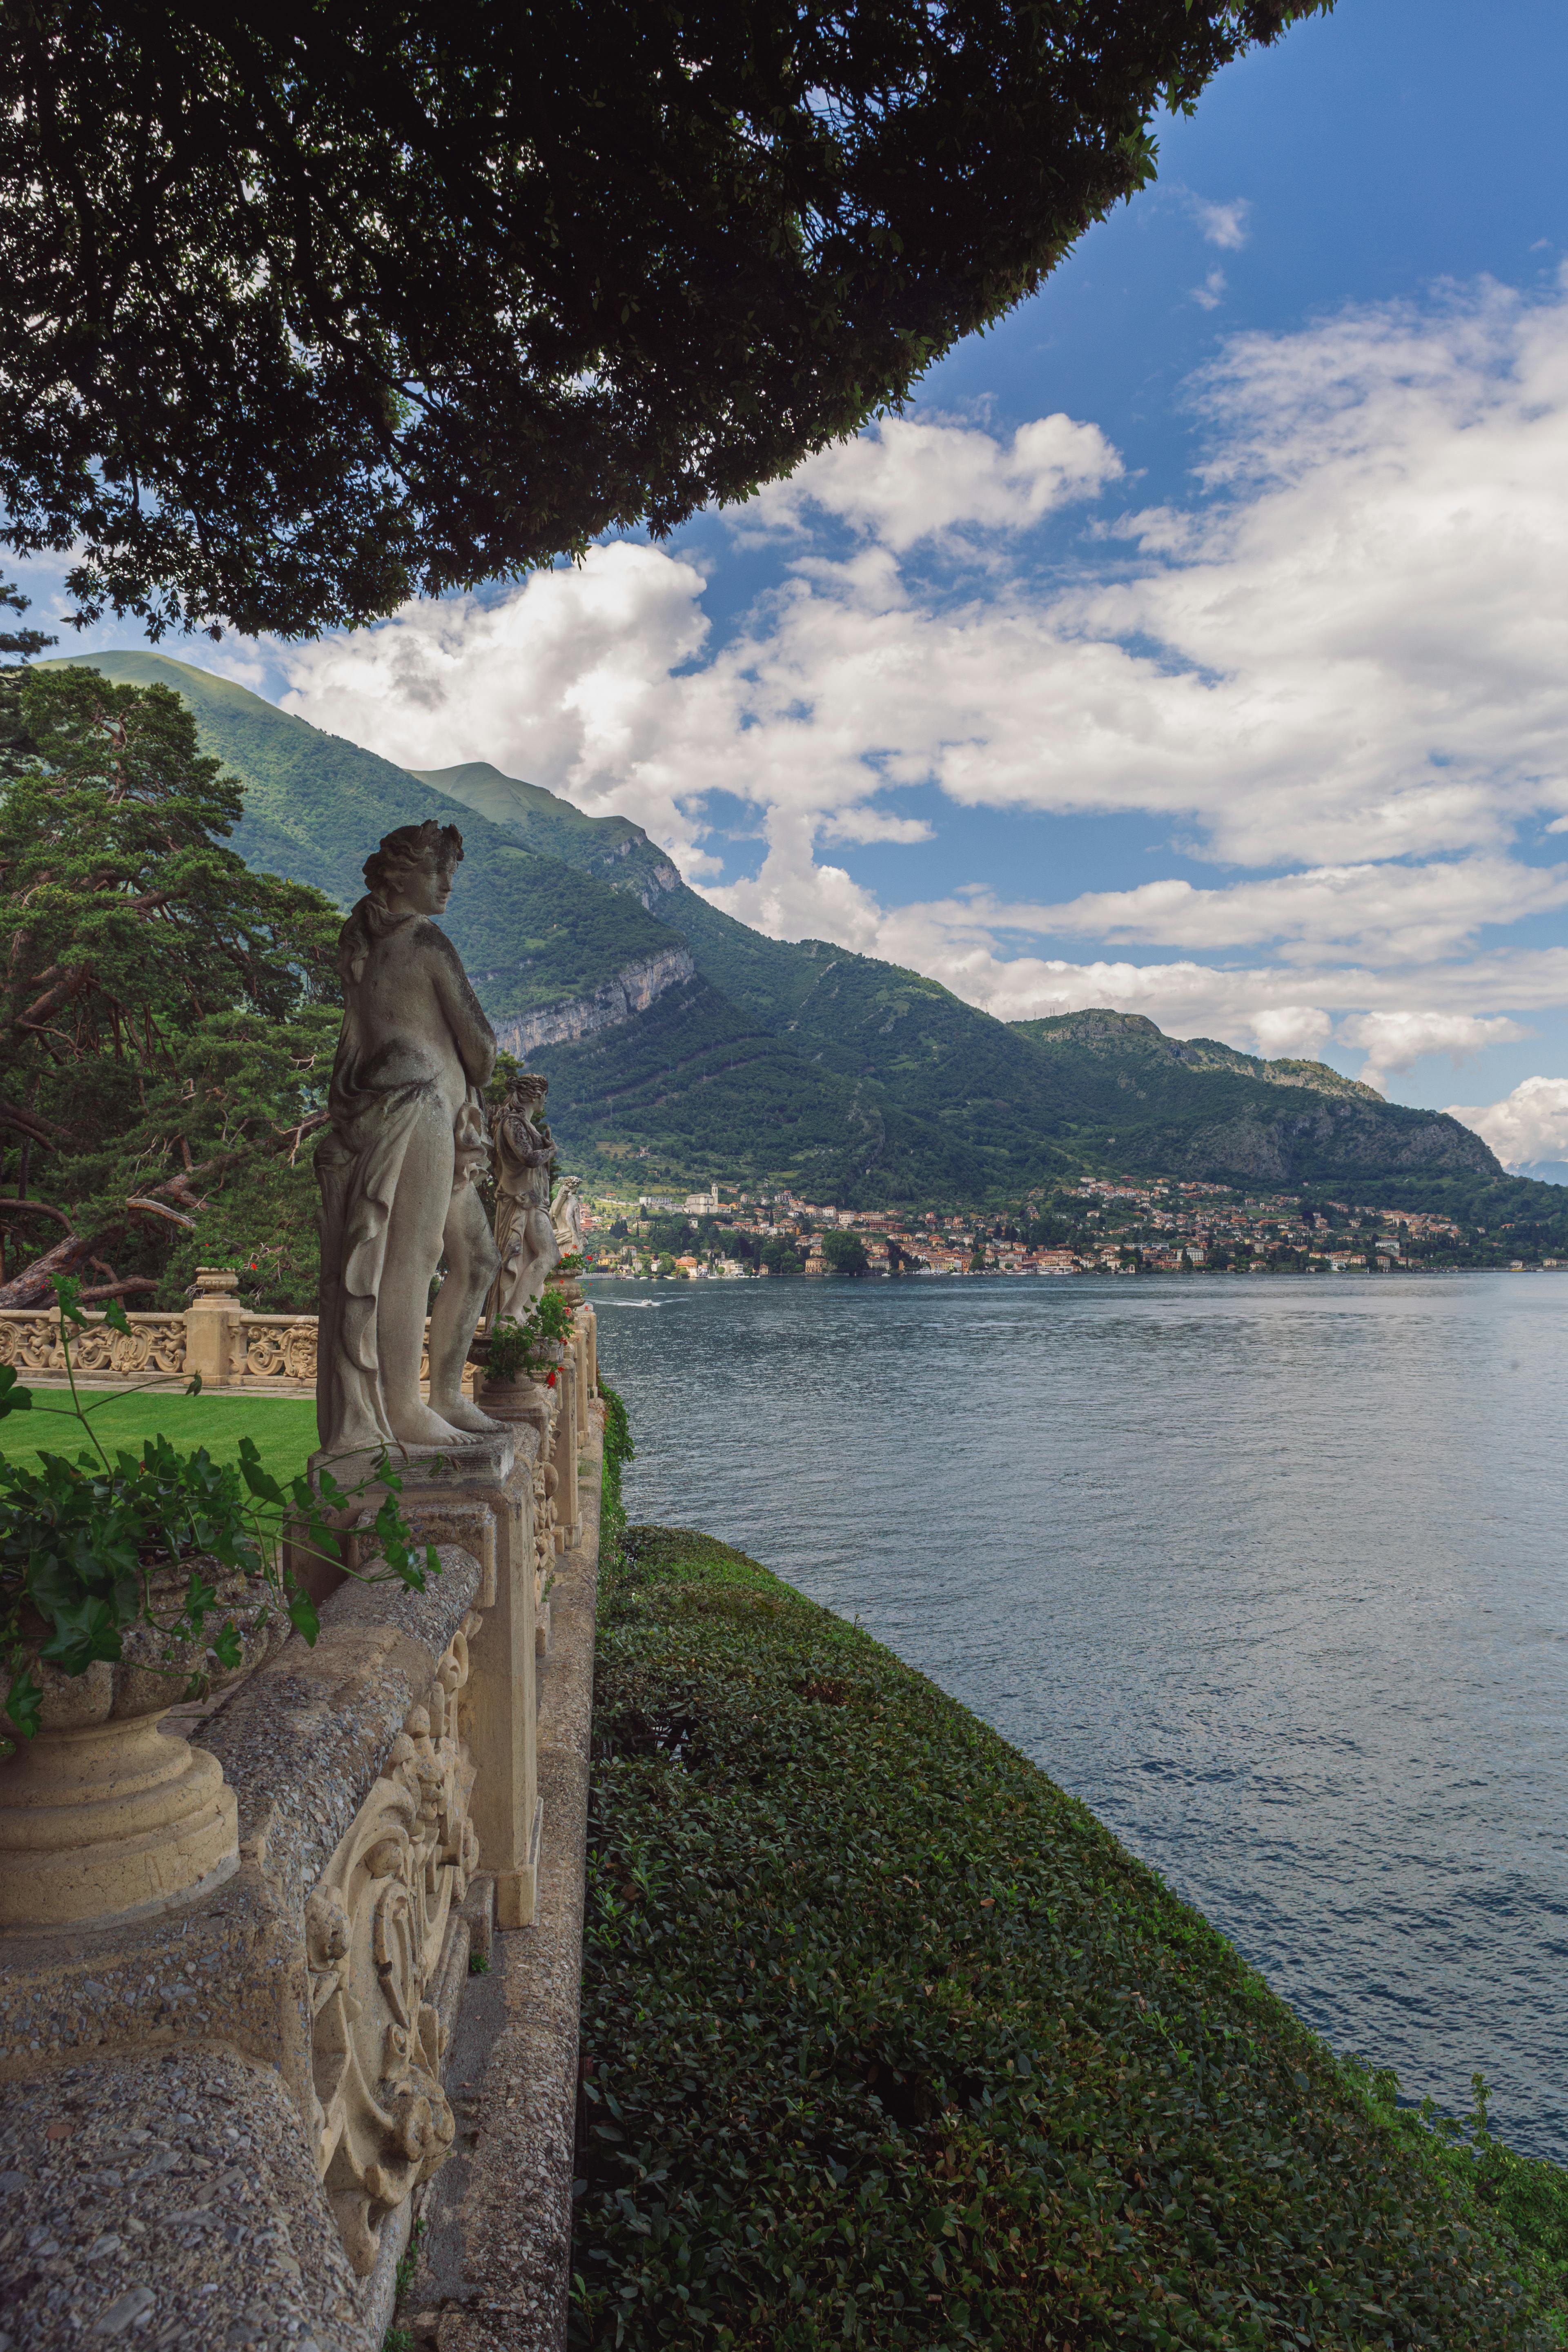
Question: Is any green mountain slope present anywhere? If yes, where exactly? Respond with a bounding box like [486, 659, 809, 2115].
[36, 659, 1563, 1227]
[41, 655, 685, 1034]
[412, 760, 682, 905]
[1009, 1008, 1502, 1198]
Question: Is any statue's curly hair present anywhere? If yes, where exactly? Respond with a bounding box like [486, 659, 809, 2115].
[363, 818, 463, 900]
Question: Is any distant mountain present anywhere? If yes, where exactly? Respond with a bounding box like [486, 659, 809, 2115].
[426, 754, 1517, 1211]
[1511, 1160, 1568, 1187]
[39, 655, 1562, 1232]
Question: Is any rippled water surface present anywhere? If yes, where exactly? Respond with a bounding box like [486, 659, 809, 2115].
[592, 1270, 1568, 2158]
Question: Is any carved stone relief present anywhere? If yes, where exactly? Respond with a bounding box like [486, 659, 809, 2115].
[242, 1316, 320, 1382]
[533, 1454, 558, 1604]
[304, 1610, 483, 2274]
[0, 1309, 187, 1376]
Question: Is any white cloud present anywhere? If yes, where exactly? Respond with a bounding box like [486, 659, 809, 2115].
[1007, 856, 1568, 962]
[1191, 196, 1253, 251]
[1447, 1074, 1568, 1167]
[1338, 1009, 1528, 1096]
[739, 412, 1122, 551]
[1192, 269, 1227, 312]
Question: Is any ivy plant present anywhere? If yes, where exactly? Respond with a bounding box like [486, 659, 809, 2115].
[0, 1276, 438, 1746]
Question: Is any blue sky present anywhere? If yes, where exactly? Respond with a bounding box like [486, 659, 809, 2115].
[25, 0, 1568, 1168]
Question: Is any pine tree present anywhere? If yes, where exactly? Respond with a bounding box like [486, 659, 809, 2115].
[0, 668, 341, 1307]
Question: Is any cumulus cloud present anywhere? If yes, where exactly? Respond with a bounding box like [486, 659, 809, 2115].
[278, 274, 1568, 1093]
[738, 412, 1122, 551]
[1191, 196, 1252, 251]
[1447, 1074, 1568, 1167]
[1008, 857, 1568, 962]
[1192, 269, 1228, 312]
[1338, 1009, 1529, 1096]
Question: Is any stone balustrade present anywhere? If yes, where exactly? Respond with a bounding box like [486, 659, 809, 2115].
[0, 1267, 517, 1396]
[0, 1285, 604, 2351]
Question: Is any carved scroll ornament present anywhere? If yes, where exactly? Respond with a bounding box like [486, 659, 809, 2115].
[304, 1611, 483, 2274]
[242, 1316, 319, 1382]
[534, 1454, 558, 1597]
[0, 1309, 187, 1376]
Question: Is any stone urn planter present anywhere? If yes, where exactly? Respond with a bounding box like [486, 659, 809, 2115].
[467, 1329, 560, 1439]
[0, 1561, 284, 1932]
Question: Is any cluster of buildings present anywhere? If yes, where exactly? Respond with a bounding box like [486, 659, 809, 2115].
[579, 1181, 1500, 1278]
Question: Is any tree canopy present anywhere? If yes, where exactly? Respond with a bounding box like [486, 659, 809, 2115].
[0, 1, 1329, 639]
[0, 668, 342, 1308]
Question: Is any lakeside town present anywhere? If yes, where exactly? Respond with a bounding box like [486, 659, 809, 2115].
[573, 1178, 1564, 1279]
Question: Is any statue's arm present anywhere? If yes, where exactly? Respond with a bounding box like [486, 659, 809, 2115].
[428, 930, 497, 1089]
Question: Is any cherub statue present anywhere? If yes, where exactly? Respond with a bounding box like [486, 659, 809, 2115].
[485, 1068, 560, 1325]
[315, 820, 503, 1454]
[549, 1172, 584, 1256]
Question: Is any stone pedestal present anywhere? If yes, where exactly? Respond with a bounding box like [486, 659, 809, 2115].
[571, 1316, 590, 1434]
[0, 1704, 236, 1932]
[184, 1264, 245, 1388]
[0, 1567, 280, 1933]
[358, 1433, 543, 1931]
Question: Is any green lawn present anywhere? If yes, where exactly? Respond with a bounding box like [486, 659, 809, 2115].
[0, 1388, 319, 1491]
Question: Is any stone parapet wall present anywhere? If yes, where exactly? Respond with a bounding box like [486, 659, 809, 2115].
[0, 1298, 474, 1396]
[0, 1299, 603, 2352]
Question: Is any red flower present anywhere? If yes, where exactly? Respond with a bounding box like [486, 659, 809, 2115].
[547, 1372, 557, 1386]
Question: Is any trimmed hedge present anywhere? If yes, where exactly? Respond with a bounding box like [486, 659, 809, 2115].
[573, 1526, 1568, 2350]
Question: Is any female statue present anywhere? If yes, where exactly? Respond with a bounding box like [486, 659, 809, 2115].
[316, 820, 503, 1454]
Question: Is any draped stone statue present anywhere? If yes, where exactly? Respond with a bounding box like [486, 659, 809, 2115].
[316, 821, 503, 1455]
[485, 1069, 560, 1325]
[549, 1172, 584, 1256]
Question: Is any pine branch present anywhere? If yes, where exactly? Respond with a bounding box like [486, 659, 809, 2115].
[0, 1101, 78, 1149]
[77, 1276, 159, 1302]
[0, 1198, 74, 1229]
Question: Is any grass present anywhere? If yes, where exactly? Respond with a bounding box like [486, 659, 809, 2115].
[0, 1387, 319, 1492]
[574, 1523, 1568, 2351]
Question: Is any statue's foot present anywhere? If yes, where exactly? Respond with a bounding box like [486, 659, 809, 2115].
[386, 1403, 474, 1449]
[431, 1396, 507, 1436]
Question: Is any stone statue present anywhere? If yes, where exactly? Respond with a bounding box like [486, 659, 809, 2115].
[316, 820, 503, 1454]
[485, 1069, 560, 1325]
[550, 1173, 584, 1256]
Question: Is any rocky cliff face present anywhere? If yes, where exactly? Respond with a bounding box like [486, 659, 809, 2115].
[492, 944, 695, 1056]
[590, 833, 682, 909]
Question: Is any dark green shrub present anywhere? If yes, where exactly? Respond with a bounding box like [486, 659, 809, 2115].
[574, 1527, 1568, 2350]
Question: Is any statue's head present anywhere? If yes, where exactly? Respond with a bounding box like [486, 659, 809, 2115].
[510, 1070, 549, 1109]
[363, 819, 464, 909]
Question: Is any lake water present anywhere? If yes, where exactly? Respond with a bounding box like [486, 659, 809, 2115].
[592, 1270, 1568, 2162]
